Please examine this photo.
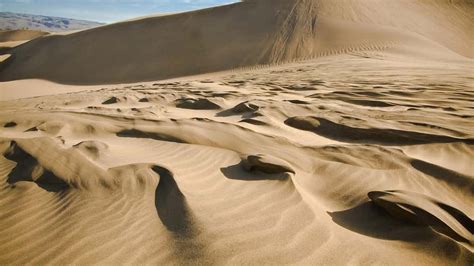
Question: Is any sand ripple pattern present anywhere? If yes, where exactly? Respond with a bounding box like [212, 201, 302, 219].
[0, 55, 473, 264]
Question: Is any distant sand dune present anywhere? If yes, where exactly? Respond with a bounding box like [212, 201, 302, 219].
[0, 30, 48, 42]
[0, 0, 472, 84]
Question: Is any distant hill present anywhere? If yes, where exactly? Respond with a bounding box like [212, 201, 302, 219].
[0, 12, 104, 32]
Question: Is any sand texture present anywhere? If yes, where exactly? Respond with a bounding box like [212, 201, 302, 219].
[0, 0, 472, 84]
[0, 0, 473, 265]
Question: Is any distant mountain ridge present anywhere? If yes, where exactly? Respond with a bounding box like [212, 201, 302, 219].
[0, 12, 104, 32]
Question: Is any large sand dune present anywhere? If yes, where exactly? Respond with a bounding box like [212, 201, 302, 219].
[0, 30, 48, 42]
[0, 0, 473, 265]
[0, 0, 472, 84]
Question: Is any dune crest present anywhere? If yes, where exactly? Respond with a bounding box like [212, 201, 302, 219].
[0, 0, 472, 84]
[0, 30, 48, 42]
[368, 190, 473, 244]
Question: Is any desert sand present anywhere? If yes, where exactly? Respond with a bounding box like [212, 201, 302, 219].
[0, 0, 473, 265]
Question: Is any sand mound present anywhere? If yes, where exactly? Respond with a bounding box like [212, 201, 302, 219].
[285, 116, 474, 145]
[242, 154, 295, 174]
[73, 140, 109, 159]
[0, 0, 472, 84]
[117, 129, 187, 143]
[3, 121, 17, 128]
[4, 141, 70, 192]
[102, 96, 120, 104]
[2, 138, 160, 192]
[369, 190, 473, 244]
[175, 98, 221, 110]
[101, 96, 138, 105]
[231, 101, 259, 113]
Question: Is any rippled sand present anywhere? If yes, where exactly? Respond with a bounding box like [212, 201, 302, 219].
[1, 54, 473, 264]
[0, 0, 473, 264]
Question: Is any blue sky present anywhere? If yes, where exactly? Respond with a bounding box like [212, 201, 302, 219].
[0, 0, 237, 23]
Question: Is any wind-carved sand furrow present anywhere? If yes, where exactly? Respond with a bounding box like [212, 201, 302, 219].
[409, 159, 474, 198]
[1, 138, 162, 194]
[104, 137, 237, 194]
[285, 116, 474, 146]
[291, 143, 473, 226]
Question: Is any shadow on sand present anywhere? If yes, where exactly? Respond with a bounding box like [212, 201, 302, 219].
[328, 201, 433, 242]
[153, 166, 209, 262]
[220, 163, 289, 181]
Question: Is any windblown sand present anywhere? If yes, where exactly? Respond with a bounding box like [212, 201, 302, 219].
[0, 0, 473, 265]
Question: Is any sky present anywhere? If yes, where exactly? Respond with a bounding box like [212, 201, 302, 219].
[0, 0, 237, 23]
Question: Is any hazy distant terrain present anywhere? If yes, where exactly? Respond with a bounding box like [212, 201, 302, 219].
[0, 12, 104, 32]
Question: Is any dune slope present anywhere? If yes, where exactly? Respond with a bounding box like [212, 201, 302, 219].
[0, 30, 48, 42]
[0, 0, 472, 84]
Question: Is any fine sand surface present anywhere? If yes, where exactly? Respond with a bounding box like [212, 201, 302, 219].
[0, 0, 472, 84]
[0, 0, 473, 265]
[0, 30, 49, 64]
[0, 30, 48, 42]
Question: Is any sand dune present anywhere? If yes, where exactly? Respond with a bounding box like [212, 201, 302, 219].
[1, 53, 473, 264]
[0, 0, 472, 84]
[0, 0, 473, 264]
[369, 190, 473, 244]
[0, 30, 48, 42]
[0, 30, 48, 61]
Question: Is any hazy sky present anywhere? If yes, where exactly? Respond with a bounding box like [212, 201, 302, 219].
[0, 0, 237, 23]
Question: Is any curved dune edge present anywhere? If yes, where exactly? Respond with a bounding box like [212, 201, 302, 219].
[368, 190, 473, 244]
[0, 30, 49, 42]
[1, 53, 473, 264]
[0, 0, 472, 84]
